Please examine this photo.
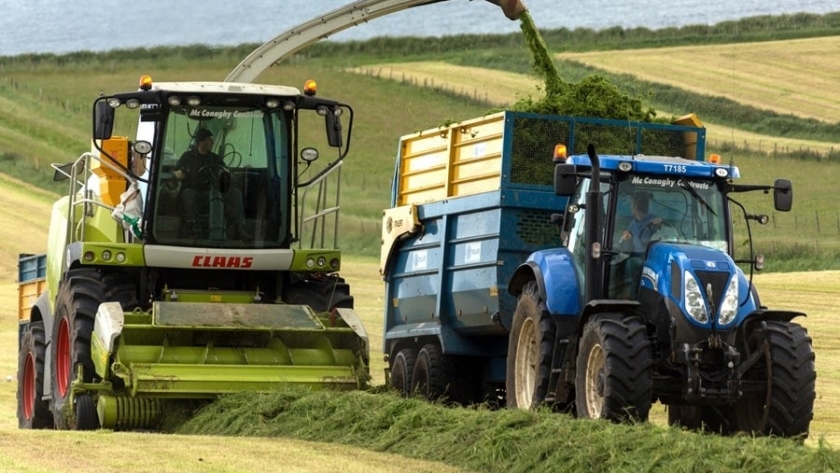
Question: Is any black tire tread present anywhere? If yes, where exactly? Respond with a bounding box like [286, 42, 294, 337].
[577, 314, 652, 422]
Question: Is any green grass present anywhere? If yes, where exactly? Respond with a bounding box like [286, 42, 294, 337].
[175, 388, 840, 473]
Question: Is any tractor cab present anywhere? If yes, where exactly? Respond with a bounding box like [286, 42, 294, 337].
[90, 76, 352, 251]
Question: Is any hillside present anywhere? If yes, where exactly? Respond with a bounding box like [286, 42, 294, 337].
[1, 20, 839, 267]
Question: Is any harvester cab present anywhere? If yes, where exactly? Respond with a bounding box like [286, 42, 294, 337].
[17, 76, 370, 431]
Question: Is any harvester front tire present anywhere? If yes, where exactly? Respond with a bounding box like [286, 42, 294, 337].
[50, 269, 138, 430]
[17, 322, 53, 429]
[390, 348, 417, 397]
[736, 321, 815, 438]
[575, 314, 652, 422]
[74, 394, 99, 430]
[506, 281, 555, 409]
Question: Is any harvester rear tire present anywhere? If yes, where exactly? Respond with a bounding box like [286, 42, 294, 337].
[50, 269, 138, 430]
[390, 348, 417, 397]
[736, 321, 815, 438]
[506, 281, 555, 410]
[17, 322, 53, 429]
[575, 314, 652, 422]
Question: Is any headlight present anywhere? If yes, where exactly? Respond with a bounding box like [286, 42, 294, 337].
[718, 276, 739, 325]
[684, 271, 708, 323]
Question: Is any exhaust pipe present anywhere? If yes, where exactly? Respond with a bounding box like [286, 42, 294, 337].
[483, 0, 528, 20]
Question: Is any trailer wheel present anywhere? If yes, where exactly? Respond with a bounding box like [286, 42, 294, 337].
[50, 269, 138, 430]
[506, 281, 555, 409]
[736, 321, 816, 438]
[575, 314, 652, 422]
[17, 322, 53, 429]
[390, 348, 417, 397]
[411, 344, 446, 401]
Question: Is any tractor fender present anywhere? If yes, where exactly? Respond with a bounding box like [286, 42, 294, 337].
[507, 248, 581, 316]
[737, 309, 806, 343]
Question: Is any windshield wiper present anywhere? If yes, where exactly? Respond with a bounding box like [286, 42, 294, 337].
[678, 178, 717, 216]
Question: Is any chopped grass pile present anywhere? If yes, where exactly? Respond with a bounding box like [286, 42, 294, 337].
[174, 389, 840, 473]
[512, 12, 655, 122]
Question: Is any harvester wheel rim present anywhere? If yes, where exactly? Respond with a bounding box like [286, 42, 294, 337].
[22, 352, 36, 420]
[584, 342, 605, 418]
[55, 317, 71, 398]
[513, 316, 538, 407]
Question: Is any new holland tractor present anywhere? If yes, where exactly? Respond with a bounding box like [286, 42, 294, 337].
[16, 76, 369, 430]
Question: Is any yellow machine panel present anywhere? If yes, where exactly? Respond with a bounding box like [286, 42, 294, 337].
[397, 112, 505, 206]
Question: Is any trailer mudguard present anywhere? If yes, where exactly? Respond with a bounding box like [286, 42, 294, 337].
[508, 248, 582, 317]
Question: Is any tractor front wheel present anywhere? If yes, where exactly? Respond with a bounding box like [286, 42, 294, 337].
[736, 321, 816, 438]
[17, 322, 53, 429]
[575, 314, 652, 422]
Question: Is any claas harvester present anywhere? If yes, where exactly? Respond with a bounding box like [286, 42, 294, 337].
[17, 76, 369, 430]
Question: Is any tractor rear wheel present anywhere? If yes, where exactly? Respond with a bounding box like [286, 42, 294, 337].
[506, 281, 555, 409]
[17, 322, 53, 429]
[736, 321, 816, 438]
[575, 314, 652, 422]
[390, 348, 417, 397]
[50, 269, 138, 430]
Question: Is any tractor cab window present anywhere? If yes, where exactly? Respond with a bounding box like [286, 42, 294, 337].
[152, 104, 290, 248]
[613, 177, 728, 253]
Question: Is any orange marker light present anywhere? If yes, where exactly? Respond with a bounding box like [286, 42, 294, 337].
[304, 79, 317, 96]
[553, 144, 567, 163]
[709, 153, 721, 164]
[139, 75, 153, 91]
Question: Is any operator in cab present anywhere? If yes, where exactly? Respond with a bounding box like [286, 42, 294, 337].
[611, 191, 662, 299]
[174, 127, 251, 240]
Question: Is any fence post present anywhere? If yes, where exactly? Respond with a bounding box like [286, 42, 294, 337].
[816, 210, 821, 234]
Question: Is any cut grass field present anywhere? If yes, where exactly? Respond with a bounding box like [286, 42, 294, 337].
[1, 172, 840, 472]
[557, 36, 840, 124]
[1, 22, 840, 470]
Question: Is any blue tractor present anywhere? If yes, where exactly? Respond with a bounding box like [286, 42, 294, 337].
[506, 143, 815, 437]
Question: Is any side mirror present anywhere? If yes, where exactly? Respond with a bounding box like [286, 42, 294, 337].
[554, 164, 577, 196]
[326, 111, 342, 148]
[773, 178, 793, 212]
[94, 100, 115, 140]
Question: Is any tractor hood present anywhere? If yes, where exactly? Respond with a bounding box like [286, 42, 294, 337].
[642, 242, 758, 331]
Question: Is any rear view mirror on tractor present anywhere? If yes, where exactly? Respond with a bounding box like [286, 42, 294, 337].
[554, 164, 577, 196]
[773, 178, 793, 212]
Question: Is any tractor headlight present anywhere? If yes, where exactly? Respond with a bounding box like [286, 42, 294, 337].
[684, 271, 708, 323]
[718, 276, 739, 325]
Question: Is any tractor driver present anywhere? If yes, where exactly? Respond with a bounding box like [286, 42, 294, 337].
[619, 192, 662, 253]
[174, 127, 251, 240]
[611, 191, 662, 299]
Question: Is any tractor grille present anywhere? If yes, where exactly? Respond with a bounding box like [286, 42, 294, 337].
[694, 270, 731, 314]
